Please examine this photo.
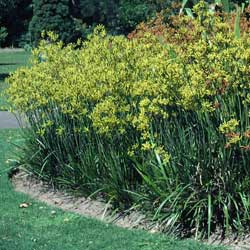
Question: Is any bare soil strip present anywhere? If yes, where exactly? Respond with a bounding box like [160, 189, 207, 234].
[12, 171, 159, 231]
[11, 171, 250, 250]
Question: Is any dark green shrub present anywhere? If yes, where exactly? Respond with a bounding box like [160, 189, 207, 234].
[70, 0, 175, 35]
[115, 0, 157, 33]
[29, 0, 75, 45]
[17, 32, 32, 49]
[0, 0, 32, 47]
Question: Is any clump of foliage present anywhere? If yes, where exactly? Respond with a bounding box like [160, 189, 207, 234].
[69, 0, 175, 35]
[29, 0, 75, 44]
[7, 1, 250, 238]
[76, 0, 179, 40]
[114, 0, 173, 33]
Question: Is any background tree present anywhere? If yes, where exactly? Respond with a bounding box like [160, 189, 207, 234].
[0, 0, 32, 47]
[29, 0, 75, 44]
[69, 0, 174, 36]
[115, 0, 168, 33]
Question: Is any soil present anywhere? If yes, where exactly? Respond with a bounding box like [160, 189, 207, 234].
[11, 171, 250, 250]
[12, 171, 160, 231]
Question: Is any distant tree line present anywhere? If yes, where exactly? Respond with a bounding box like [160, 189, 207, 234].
[0, 0, 32, 47]
[0, 0, 247, 47]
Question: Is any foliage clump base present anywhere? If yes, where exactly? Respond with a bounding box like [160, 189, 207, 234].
[7, 1, 250, 238]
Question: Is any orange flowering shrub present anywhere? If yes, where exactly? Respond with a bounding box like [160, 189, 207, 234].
[128, 4, 250, 45]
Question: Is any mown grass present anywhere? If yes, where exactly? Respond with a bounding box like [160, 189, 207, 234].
[0, 129, 225, 250]
[0, 50, 30, 109]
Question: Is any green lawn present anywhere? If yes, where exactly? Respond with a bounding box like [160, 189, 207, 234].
[0, 50, 30, 109]
[0, 51, 224, 250]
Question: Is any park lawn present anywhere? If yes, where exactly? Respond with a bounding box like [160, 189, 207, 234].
[0, 131, 225, 250]
[0, 50, 30, 109]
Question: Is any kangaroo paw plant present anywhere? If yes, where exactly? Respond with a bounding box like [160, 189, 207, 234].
[7, 1, 250, 238]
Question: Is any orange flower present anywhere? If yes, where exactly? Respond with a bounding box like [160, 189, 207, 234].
[213, 101, 220, 109]
[244, 130, 250, 138]
[225, 132, 240, 138]
[240, 145, 250, 151]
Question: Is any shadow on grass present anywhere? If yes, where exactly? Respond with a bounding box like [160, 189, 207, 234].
[0, 73, 9, 82]
[0, 63, 19, 66]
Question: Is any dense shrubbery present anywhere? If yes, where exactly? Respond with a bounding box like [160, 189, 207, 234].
[29, 0, 175, 45]
[7, 1, 250, 237]
[1, 0, 175, 47]
[29, 0, 75, 44]
[1, 0, 249, 47]
[0, 0, 32, 47]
